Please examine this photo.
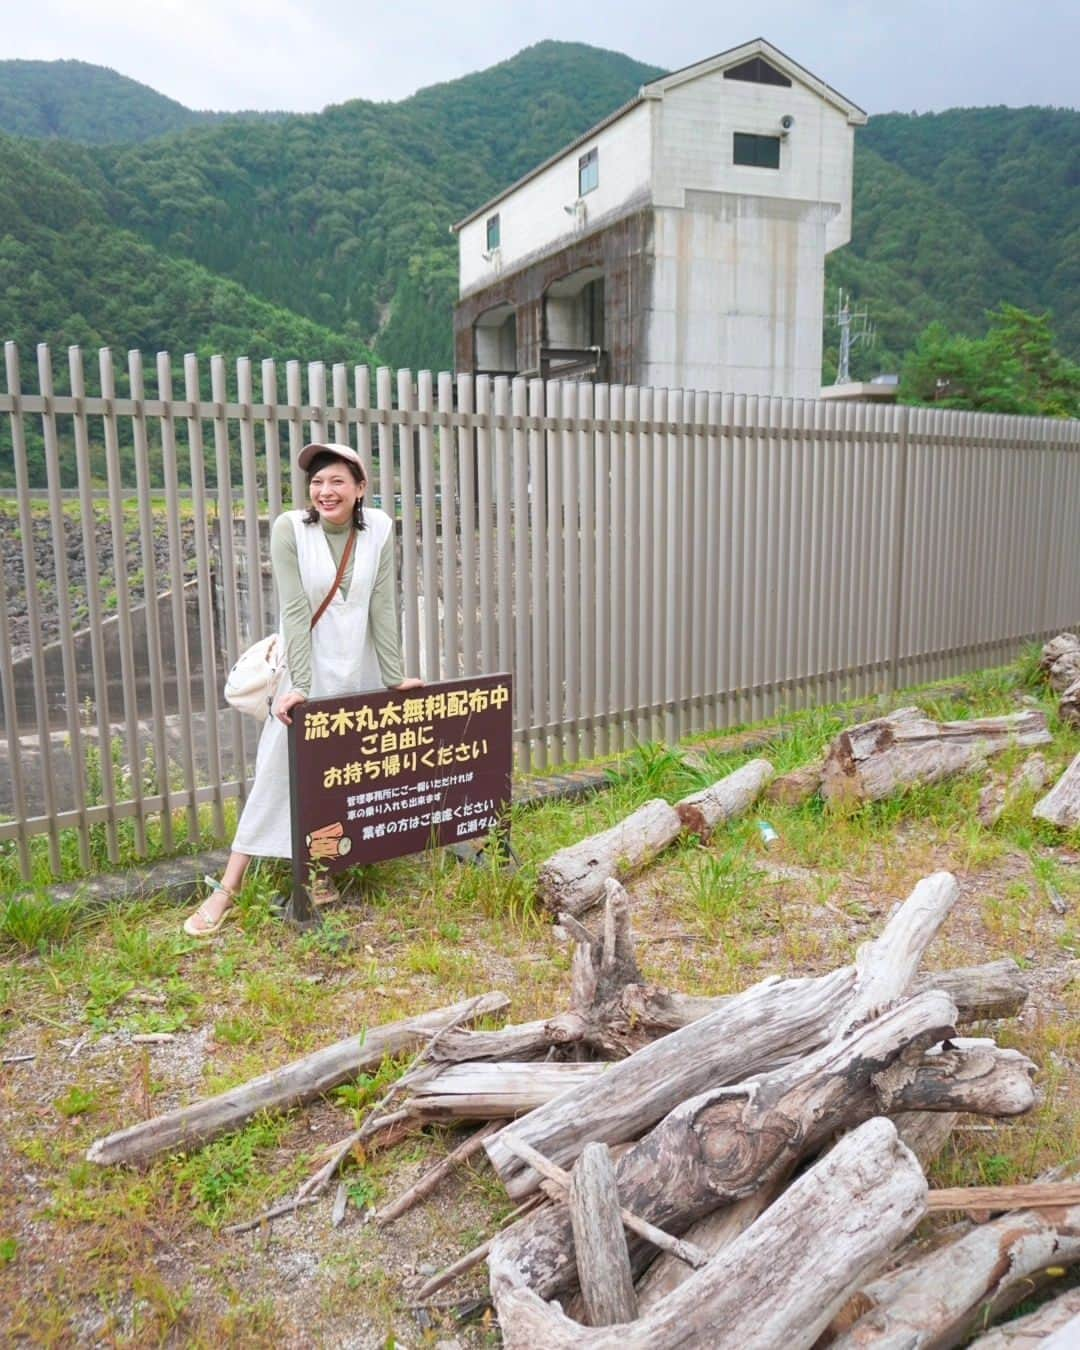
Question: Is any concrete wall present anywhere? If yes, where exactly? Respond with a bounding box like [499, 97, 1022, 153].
[650, 68, 857, 252]
[640, 195, 834, 397]
[457, 102, 652, 296]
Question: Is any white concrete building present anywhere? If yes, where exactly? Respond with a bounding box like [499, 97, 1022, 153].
[452, 38, 866, 398]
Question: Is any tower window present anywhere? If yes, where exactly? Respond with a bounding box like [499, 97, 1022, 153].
[578, 148, 599, 196]
[733, 132, 781, 169]
[724, 57, 791, 87]
[486, 214, 500, 251]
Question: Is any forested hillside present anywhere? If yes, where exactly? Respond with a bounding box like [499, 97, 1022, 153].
[0, 59, 280, 143]
[0, 45, 1076, 379]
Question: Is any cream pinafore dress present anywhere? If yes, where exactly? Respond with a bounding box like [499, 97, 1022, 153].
[232, 508, 392, 859]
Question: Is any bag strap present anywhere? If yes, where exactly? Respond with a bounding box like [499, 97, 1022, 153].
[309, 526, 356, 630]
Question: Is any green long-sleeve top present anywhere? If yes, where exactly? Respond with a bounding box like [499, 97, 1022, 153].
[270, 513, 405, 697]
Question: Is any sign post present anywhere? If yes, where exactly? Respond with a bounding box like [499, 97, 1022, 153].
[286, 674, 513, 927]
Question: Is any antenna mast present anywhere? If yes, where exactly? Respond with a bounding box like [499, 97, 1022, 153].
[832, 289, 874, 384]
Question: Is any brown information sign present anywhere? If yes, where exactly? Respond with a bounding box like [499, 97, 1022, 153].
[287, 674, 513, 875]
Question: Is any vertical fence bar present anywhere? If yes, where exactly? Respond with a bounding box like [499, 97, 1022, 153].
[527, 378, 548, 767]
[775, 397, 793, 711]
[355, 364, 374, 478]
[493, 377, 514, 682]
[307, 361, 329, 446]
[690, 390, 708, 733]
[703, 391, 721, 726]
[397, 369, 421, 678]
[746, 393, 765, 724]
[788, 396, 804, 707]
[100, 349, 147, 853]
[473, 375, 494, 673]
[886, 405, 909, 692]
[6, 343, 61, 870]
[70, 346, 119, 862]
[650, 387, 668, 742]
[608, 384, 626, 752]
[577, 380, 596, 761]
[261, 359, 284, 525]
[663, 388, 682, 744]
[677, 389, 694, 735]
[39, 345, 92, 868]
[211, 354, 248, 790]
[624, 386, 642, 742]
[456, 375, 477, 675]
[418, 370, 441, 683]
[129, 350, 174, 847]
[561, 382, 580, 761]
[157, 352, 199, 840]
[438, 372, 460, 683]
[547, 380, 566, 762]
[726, 393, 746, 724]
[760, 396, 779, 717]
[331, 363, 351, 452]
[593, 382, 611, 758]
[285, 361, 305, 508]
[184, 354, 225, 837]
[0, 560, 31, 878]
[376, 366, 394, 522]
[637, 385, 655, 739]
[511, 377, 531, 768]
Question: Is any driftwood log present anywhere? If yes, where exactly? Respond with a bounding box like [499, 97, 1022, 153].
[673, 758, 774, 837]
[638, 1103, 963, 1311]
[489, 1117, 928, 1350]
[537, 799, 682, 918]
[766, 757, 826, 806]
[820, 708, 1051, 805]
[968, 1288, 1080, 1347]
[977, 753, 1052, 826]
[489, 996, 1034, 1305]
[569, 1142, 639, 1326]
[86, 992, 509, 1167]
[832, 1186, 1080, 1349]
[1033, 750, 1080, 828]
[485, 872, 1024, 1198]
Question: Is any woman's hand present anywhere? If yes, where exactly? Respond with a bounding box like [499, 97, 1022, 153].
[394, 677, 423, 692]
[275, 690, 308, 725]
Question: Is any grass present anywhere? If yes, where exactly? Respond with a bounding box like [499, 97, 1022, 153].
[0, 656, 1077, 1343]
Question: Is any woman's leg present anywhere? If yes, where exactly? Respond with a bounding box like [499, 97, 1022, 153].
[184, 850, 251, 933]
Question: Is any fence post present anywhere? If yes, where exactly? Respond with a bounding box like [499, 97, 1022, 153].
[888, 403, 910, 692]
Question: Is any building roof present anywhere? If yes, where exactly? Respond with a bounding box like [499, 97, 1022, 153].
[451, 37, 868, 234]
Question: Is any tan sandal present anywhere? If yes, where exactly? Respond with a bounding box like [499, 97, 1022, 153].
[183, 876, 237, 937]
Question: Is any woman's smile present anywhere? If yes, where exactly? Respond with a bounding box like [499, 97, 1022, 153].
[310, 468, 362, 524]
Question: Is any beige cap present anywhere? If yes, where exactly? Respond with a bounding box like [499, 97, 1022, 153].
[297, 442, 367, 474]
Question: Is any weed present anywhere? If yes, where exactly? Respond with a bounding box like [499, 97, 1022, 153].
[0, 892, 88, 952]
[333, 1055, 408, 1120]
[54, 1085, 100, 1118]
[0, 1237, 16, 1264]
[686, 848, 761, 926]
[173, 1114, 293, 1223]
[345, 1172, 378, 1210]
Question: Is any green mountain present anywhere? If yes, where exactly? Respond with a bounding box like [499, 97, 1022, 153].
[833, 107, 1080, 373]
[0, 132, 375, 377]
[0, 59, 281, 143]
[0, 46, 1076, 382]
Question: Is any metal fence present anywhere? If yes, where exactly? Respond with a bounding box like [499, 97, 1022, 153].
[2, 340, 1079, 881]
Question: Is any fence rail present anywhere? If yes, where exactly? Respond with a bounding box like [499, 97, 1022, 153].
[2, 340, 1079, 881]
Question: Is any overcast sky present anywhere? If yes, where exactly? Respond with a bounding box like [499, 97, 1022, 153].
[6, 0, 1078, 116]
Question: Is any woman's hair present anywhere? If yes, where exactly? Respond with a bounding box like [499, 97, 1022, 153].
[303, 450, 367, 531]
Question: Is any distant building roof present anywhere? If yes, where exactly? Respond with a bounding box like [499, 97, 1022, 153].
[451, 37, 867, 234]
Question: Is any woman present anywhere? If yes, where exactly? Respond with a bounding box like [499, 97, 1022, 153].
[184, 443, 421, 936]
